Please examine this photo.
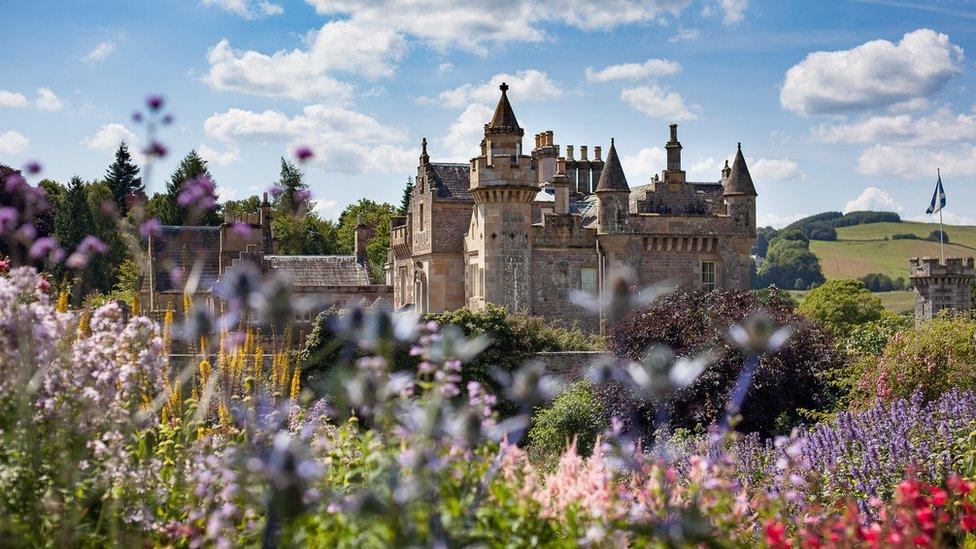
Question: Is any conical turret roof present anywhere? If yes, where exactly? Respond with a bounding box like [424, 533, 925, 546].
[595, 139, 629, 192]
[724, 143, 757, 196]
[487, 82, 520, 131]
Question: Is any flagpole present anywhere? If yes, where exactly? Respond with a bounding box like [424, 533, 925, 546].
[938, 168, 944, 264]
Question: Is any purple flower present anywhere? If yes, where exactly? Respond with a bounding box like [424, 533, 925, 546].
[66, 252, 89, 269]
[28, 237, 58, 260]
[0, 207, 18, 234]
[24, 161, 41, 175]
[231, 222, 252, 239]
[144, 141, 167, 158]
[161, 114, 174, 125]
[14, 223, 36, 244]
[132, 111, 144, 123]
[78, 235, 108, 255]
[267, 185, 284, 198]
[177, 175, 218, 211]
[294, 188, 312, 204]
[169, 267, 185, 286]
[5, 173, 26, 194]
[294, 146, 314, 162]
[147, 95, 164, 112]
[139, 218, 162, 239]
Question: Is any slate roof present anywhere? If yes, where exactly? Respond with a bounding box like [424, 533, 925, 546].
[487, 82, 520, 131]
[724, 144, 758, 196]
[595, 140, 629, 192]
[265, 255, 371, 287]
[149, 226, 220, 293]
[430, 163, 472, 201]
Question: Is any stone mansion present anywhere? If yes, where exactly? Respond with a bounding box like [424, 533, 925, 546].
[388, 83, 758, 331]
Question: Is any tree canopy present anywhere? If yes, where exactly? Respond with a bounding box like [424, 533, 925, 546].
[798, 279, 883, 337]
[103, 142, 143, 214]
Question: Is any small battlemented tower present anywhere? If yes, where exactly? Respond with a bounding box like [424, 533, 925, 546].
[910, 257, 975, 322]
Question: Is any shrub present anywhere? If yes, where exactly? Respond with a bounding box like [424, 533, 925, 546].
[892, 232, 918, 240]
[751, 226, 778, 257]
[859, 272, 906, 292]
[840, 312, 912, 357]
[527, 381, 608, 467]
[865, 313, 976, 402]
[929, 229, 950, 243]
[799, 279, 883, 336]
[756, 235, 825, 290]
[806, 222, 837, 241]
[605, 288, 845, 437]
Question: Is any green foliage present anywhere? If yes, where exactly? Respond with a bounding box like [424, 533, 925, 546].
[929, 229, 950, 243]
[103, 142, 143, 213]
[752, 226, 777, 257]
[222, 195, 262, 219]
[272, 213, 338, 255]
[398, 176, 413, 215]
[892, 233, 918, 240]
[807, 222, 837, 241]
[148, 150, 220, 226]
[335, 199, 396, 283]
[528, 381, 608, 467]
[273, 158, 307, 216]
[859, 272, 908, 292]
[839, 311, 912, 357]
[799, 279, 883, 336]
[832, 210, 901, 227]
[867, 313, 976, 402]
[756, 233, 825, 290]
[84, 181, 128, 293]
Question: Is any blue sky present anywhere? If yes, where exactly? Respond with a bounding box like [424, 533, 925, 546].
[2, 0, 975, 227]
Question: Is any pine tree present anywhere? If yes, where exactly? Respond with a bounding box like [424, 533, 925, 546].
[155, 150, 220, 226]
[52, 176, 94, 283]
[273, 157, 307, 215]
[103, 142, 142, 214]
[398, 176, 413, 215]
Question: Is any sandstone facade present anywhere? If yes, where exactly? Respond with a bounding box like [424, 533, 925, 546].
[389, 84, 757, 332]
[910, 256, 975, 322]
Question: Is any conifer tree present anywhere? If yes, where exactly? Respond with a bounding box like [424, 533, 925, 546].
[273, 157, 307, 215]
[151, 150, 220, 226]
[398, 176, 413, 215]
[52, 176, 94, 283]
[103, 142, 142, 214]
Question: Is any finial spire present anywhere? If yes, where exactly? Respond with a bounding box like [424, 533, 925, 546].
[737, 142, 741, 150]
[422, 137, 427, 154]
[486, 81, 521, 133]
[500, 82, 508, 93]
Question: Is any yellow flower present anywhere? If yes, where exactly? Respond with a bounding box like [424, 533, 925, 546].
[56, 290, 69, 313]
[289, 367, 301, 400]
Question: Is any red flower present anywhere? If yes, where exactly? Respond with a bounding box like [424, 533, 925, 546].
[961, 514, 976, 532]
[930, 488, 947, 506]
[37, 277, 50, 292]
[764, 520, 789, 548]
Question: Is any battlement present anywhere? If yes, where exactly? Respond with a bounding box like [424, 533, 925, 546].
[910, 256, 976, 278]
[224, 211, 261, 225]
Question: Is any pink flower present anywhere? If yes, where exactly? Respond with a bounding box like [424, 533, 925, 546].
[146, 95, 165, 111]
[139, 218, 162, 239]
[28, 237, 58, 260]
[294, 146, 314, 162]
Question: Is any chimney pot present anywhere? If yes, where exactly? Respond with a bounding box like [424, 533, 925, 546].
[580, 145, 588, 160]
[566, 145, 574, 160]
[594, 146, 602, 161]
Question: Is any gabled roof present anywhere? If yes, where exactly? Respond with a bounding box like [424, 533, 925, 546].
[595, 139, 629, 192]
[430, 163, 472, 201]
[148, 225, 221, 293]
[265, 255, 371, 287]
[487, 82, 520, 132]
[724, 144, 758, 196]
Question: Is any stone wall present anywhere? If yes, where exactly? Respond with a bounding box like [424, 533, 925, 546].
[532, 351, 612, 380]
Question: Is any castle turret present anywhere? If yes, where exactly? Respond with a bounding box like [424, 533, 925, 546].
[723, 143, 758, 235]
[910, 257, 975, 322]
[595, 138, 630, 233]
[467, 83, 537, 313]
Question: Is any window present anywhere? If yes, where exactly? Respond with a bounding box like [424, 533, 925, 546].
[581, 268, 597, 295]
[419, 203, 425, 231]
[701, 261, 716, 290]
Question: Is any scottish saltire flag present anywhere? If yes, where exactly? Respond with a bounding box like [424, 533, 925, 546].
[926, 173, 946, 215]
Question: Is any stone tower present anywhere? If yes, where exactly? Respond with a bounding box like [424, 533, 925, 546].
[468, 83, 537, 313]
[595, 138, 630, 234]
[910, 257, 975, 322]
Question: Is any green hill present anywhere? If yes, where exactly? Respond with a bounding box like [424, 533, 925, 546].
[809, 221, 976, 281]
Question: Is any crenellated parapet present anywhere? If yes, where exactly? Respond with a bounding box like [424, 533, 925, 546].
[910, 256, 975, 322]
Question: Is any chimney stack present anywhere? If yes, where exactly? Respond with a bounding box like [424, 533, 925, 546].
[580, 145, 588, 161]
[566, 145, 574, 160]
[354, 213, 368, 266]
[594, 146, 602, 161]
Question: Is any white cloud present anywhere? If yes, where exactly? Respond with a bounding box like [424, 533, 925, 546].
[751, 158, 804, 181]
[84, 41, 117, 63]
[437, 62, 454, 75]
[34, 88, 64, 111]
[584, 58, 681, 82]
[813, 106, 976, 146]
[620, 83, 700, 120]
[688, 156, 730, 180]
[621, 147, 666, 183]
[758, 211, 809, 229]
[857, 144, 976, 179]
[312, 198, 340, 219]
[204, 105, 414, 174]
[843, 186, 902, 213]
[205, 19, 406, 101]
[199, 144, 241, 166]
[203, 0, 283, 18]
[216, 185, 239, 201]
[427, 69, 563, 108]
[718, 0, 748, 25]
[440, 103, 494, 161]
[0, 90, 28, 108]
[907, 210, 975, 226]
[668, 28, 701, 42]
[81, 123, 138, 152]
[0, 131, 29, 155]
[780, 29, 964, 116]
[305, 0, 693, 53]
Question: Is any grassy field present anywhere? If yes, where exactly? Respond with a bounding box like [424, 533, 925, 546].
[809, 221, 976, 280]
[787, 289, 915, 314]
